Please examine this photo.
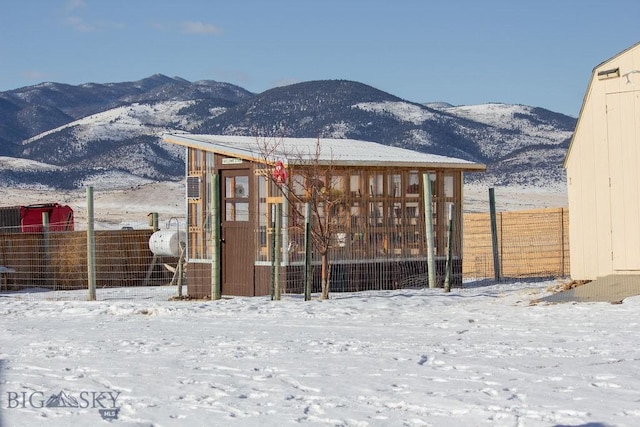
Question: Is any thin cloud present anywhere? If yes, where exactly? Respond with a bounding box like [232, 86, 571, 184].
[65, 16, 94, 32]
[62, 1, 123, 32]
[65, 0, 86, 12]
[180, 21, 222, 35]
[23, 70, 52, 83]
[148, 22, 167, 31]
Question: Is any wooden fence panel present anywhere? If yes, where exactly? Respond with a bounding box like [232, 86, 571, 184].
[463, 207, 570, 280]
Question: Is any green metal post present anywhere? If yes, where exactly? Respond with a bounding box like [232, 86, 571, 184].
[422, 173, 436, 288]
[42, 212, 51, 289]
[211, 174, 221, 300]
[151, 212, 159, 232]
[304, 202, 312, 301]
[273, 203, 282, 300]
[444, 203, 455, 292]
[270, 205, 276, 300]
[87, 186, 96, 301]
[489, 188, 501, 281]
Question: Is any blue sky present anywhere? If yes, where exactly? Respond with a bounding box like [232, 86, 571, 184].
[1, 0, 639, 117]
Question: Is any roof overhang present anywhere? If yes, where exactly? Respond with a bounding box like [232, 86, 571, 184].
[163, 133, 486, 172]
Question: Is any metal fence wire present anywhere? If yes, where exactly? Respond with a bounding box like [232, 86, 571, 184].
[0, 207, 569, 301]
[0, 228, 179, 301]
[462, 208, 569, 280]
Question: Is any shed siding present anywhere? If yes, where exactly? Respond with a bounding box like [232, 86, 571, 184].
[566, 43, 640, 280]
[608, 91, 640, 269]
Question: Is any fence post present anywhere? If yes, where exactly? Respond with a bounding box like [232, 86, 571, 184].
[270, 205, 276, 300]
[273, 203, 282, 300]
[444, 203, 455, 292]
[211, 174, 221, 300]
[150, 212, 159, 232]
[422, 173, 436, 288]
[304, 202, 312, 301]
[489, 188, 501, 282]
[42, 212, 51, 289]
[87, 186, 96, 301]
[561, 208, 566, 277]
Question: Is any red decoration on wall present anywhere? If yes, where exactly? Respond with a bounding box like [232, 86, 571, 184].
[273, 160, 288, 184]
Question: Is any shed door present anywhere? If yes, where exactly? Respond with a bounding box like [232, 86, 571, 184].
[607, 91, 640, 270]
[221, 169, 254, 295]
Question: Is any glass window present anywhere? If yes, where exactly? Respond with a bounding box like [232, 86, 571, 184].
[388, 174, 401, 197]
[225, 176, 249, 199]
[291, 174, 305, 196]
[369, 173, 383, 196]
[235, 203, 249, 221]
[369, 201, 384, 226]
[206, 152, 215, 172]
[237, 176, 249, 198]
[444, 174, 454, 198]
[330, 175, 345, 195]
[407, 171, 420, 196]
[350, 174, 361, 197]
[226, 202, 249, 222]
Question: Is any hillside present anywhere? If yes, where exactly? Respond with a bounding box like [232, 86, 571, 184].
[0, 76, 576, 191]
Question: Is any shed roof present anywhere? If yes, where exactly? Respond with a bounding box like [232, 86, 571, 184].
[163, 133, 486, 171]
[564, 41, 640, 168]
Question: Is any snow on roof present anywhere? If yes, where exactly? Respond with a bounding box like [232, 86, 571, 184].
[163, 133, 486, 171]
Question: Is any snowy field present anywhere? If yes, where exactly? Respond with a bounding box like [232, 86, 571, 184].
[0, 179, 568, 231]
[2, 279, 639, 426]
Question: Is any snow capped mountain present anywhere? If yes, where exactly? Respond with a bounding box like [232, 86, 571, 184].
[424, 102, 574, 187]
[0, 77, 576, 190]
[353, 101, 437, 125]
[437, 103, 573, 156]
[0, 156, 60, 171]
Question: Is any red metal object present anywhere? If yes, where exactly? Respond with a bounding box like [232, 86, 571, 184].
[273, 160, 287, 184]
[19, 204, 74, 232]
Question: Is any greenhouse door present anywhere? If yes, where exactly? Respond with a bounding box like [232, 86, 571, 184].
[221, 169, 254, 295]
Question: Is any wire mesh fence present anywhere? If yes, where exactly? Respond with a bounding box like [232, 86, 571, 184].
[0, 227, 182, 301]
[462, 208, 569, 281]
[0, 207, 569, 301]
[278, 207, 568, 297]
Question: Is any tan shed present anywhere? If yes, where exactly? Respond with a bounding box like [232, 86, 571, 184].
[564, 41, 640, 280]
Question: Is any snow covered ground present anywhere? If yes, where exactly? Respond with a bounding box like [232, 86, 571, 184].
[0, 179, 568, 231]
[2, 279, 639, 426]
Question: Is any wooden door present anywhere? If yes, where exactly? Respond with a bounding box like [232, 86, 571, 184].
[221, 169, 254, 295]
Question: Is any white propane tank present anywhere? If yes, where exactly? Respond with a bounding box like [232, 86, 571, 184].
[149, 230, 186, 257]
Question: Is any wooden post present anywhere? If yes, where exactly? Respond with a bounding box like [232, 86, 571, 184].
[87, 186, 96, 301]
[211, 174, 221, 300]
[304, 202, 312, 301]
[489, 188, 501, 281]
[422, 173, 436, 288]
[444, 203, 455, 292]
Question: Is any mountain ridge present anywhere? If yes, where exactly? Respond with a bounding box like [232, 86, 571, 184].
[0, 75, 575, 190]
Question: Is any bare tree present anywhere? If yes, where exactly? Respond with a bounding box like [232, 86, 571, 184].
[256, 135, 345, 299]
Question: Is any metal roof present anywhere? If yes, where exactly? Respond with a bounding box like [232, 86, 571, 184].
[163, 133, 486, 171]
